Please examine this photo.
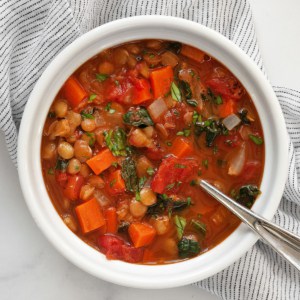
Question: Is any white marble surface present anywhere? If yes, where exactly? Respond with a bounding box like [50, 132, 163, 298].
[1, 1, 299, 299]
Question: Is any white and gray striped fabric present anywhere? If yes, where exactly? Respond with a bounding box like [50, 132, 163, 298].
[1, 0, 299, 299]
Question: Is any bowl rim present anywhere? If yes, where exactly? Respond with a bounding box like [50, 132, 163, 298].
[18, 15, 289, 289]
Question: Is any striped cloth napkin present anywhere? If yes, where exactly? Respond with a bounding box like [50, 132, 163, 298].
[1, 0, 299, 299]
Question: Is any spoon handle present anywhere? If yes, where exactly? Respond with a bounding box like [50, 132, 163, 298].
[199, 180, 300, 271]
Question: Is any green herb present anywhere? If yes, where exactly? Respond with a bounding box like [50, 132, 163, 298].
[47, 168, 54, 175]
[186, 197, 192, 206]
[104, 127, 128, 156]
[197, 170, 202, 176]
[149, 53, 155, 58]
[55, 158, 69, 171]
[230, 189, 237, 198]
[190, 179, 197, 186]
[135, 176, 147, 201]
[88, 94, 97, 102]
[147, 195, 190, 215]
[104, 102, 116, 114]
[171, 82, 182, 102]
[184, 129, 191, 136]
[105, 102, 111, 111]
[176, 129, 191, 137]
[85, 132, 95, 147]
[186, 99, 198, 107]
[48, 112, 55, 118]
[192, 111, 202, 124]
[114, 80, 120, 86]
[167, 42, 182, 54]
[175, 164, 186, 169]
[177, 181, 182, 187]
[225, 139, 233, 146]
[195, 119, 228, 147]
[189, 70, 195, 77]
[174, 215, 186, 239]
[178, 237, 200, 258]
[238, 109, 251, 125]
[191, 219, 206, 235]
[161, 194, 168, 200]
[135, 191, 141, 201]
[207, 88, 215, 100]
[146, 167, 155, 176]
[213, 145, 218, 154]
[134, 177, 147, 201]
[139, 176, 147, 189]
[215, 95, 223, 105]
[121, 157, 139, 193]
[249, 134, 263, 145]
[202, 88, 223, 105]
[81, 112, 94, 119]
[110, 178, 117, 187]
[166, 182, 176, 191]
[235, 185, 261, 208]
[200, 93, 207, 101]
[179, 80, 192, 99]
[96, 73, 109, 82]
[173, 110, 180, 116]
[202, 159, 208, 169]
[111, 162, 118, 168]
[123, 107, 154, 127]
[166, 141, 172, 147]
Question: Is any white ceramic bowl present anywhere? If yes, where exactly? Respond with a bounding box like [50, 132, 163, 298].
[18, 16, 288, 289]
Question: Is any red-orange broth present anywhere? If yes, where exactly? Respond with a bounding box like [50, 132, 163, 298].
[41, 40, 264, 264]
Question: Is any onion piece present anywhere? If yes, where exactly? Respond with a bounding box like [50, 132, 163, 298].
[93, 189, 111, 207]
[222, 114, 241, 131]
[228, 143, 246, 176]
[147, 98, 168, 122]
[155, 123, 168, 138]
[239, 125, 251, 141]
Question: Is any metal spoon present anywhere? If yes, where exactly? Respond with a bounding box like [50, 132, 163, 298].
[199, 180, 300, 271]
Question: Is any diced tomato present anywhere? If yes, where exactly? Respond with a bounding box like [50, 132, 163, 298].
[151, 156, 197, 194]
[206, 77, 244, 100]
[99, 234, 124, 259]
[132, 78, 152, 104]
[63, 175, 84, 201]
[55, 170, 68, 188]
[98, 234, 144, 263]
[121, 245, 144, 263]
[105, 77, 133, 104]
[143, 146, 165, 161]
